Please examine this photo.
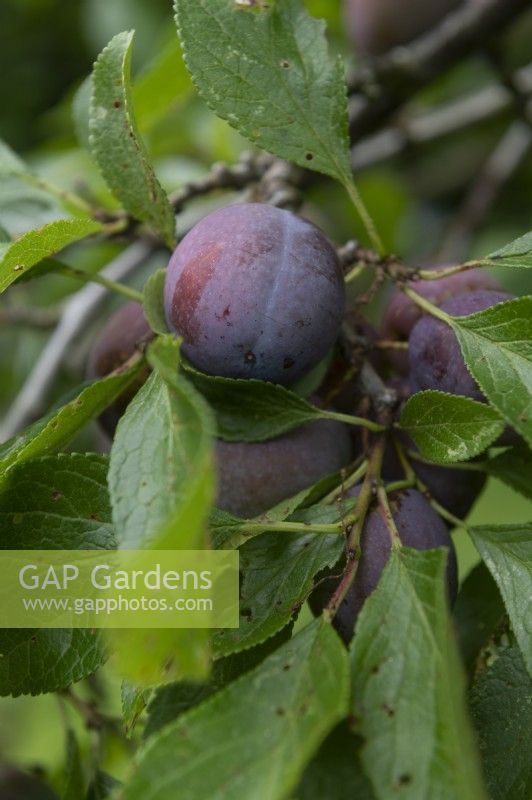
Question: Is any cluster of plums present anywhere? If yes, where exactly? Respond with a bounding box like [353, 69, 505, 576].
[88, 202, 509, 639]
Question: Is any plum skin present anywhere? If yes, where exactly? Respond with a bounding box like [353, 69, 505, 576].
[86, 301, 152, 436]
[344, 0, 461, 57]
[215, 419, 353, 519]
[164, 204, 345, 386]
[382, 268, 499, 373]
[313, 488, 458, 644]
[409, 290, 513, 399]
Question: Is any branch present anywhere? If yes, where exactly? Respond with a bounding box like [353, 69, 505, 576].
[348, 0, 531, 140]
[0, 241, 155, 442]
[351, 62, 532, 170]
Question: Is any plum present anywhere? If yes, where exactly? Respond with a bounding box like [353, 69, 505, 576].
[409, 290, 513, 398]
[215, 419, 353, 518]
[86, 301, 152, 436]
[164, 204, 345, 386]
[319, 488, 458, 643]
[344, 0, 461, 57]
[382, 268, 499, 372]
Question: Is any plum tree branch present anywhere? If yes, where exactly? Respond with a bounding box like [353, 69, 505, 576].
[348, 0, 531, 141]
[0, 241, 155, 442]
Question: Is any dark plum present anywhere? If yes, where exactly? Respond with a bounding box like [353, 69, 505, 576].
[164, 204, 345, 386]
[409, 290, 513, 399]
[215, 419, 352, 518]
[87, 301, 152, 436]
[344, 0, 461, 57]
[382, 268, 499, 373]
[316, 488, 458, 644]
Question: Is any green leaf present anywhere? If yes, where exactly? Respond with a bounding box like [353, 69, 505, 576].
[62, 730, 86, 800]
[350, 547, 487, 800]
[109, 341, 215, 550]
[470, 640, 532, 800]
[0, 218, 102, 294]
[132, 38, 192, 131]
[184, 365, 324, 441]
[0, 357, 145, 481]
[213, 528, 343, 656]
[0, 454, 112, 697]
[485, 445, 532, 501]
[0, 453, 114, 549]
[453, 562, 505, 677]
[487, 232, 532, 268]
[450, 297, 532, 447]
[143, 269, 169, 335]
[122, 682, 152, 738]
[124, 618, 349, 800]
[108, 338, 215, 684]
[89, 31, 176, 248]
[469, 525, 532, 677]
[175, 0, 352, 183]
[0, 137, 27, 177]
[400, 390, 504, 464]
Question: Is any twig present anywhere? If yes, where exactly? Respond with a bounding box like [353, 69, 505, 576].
[0, 241, 155, 441]
[348, 0, 531, 140]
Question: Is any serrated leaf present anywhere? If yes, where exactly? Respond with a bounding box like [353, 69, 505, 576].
[470, 641, 532, 800]
[0, 454, 112, 696]
[469, 525, 532, 677]
[89, 31, 176, 248]
[175, 0, 352, 183]
[124, 618, 349, 800]
[0, 218, 102, 294]
[399, 390, 504, 464]
[450, 297, 532, 447]
[350, 547, 487, 800]
[487, 231, 532, 268]
[72, 76, 92, 151]
[453, 562, 505, 677]
[184, 365, 324, 441]
[143, 269, 169, 335]
[0, 357, 145, 481]
[213, 528, 343, 656]
[485, 444, 532, 501]
[108, 338, 215, 684]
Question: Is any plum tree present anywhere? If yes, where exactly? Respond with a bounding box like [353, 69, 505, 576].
[409, 290, 513, 398]
[314, 488, 458, 643]
[215, 419, 353, 518]
[344, 0, 461, 57]
[164, 203, 345, 386]
[86, 301, 152, 435]
[382, 268, 499, 372]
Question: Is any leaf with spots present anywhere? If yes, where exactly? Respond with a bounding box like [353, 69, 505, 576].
[124, 618, 349, 800]
[0, 218, 102, 295]
[399, 391, 504, 464]
[89, 31, 176, 248]
[350, 547, 487, 800]
[175, 0, 352, 184]
[0, 454, 113, 696]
